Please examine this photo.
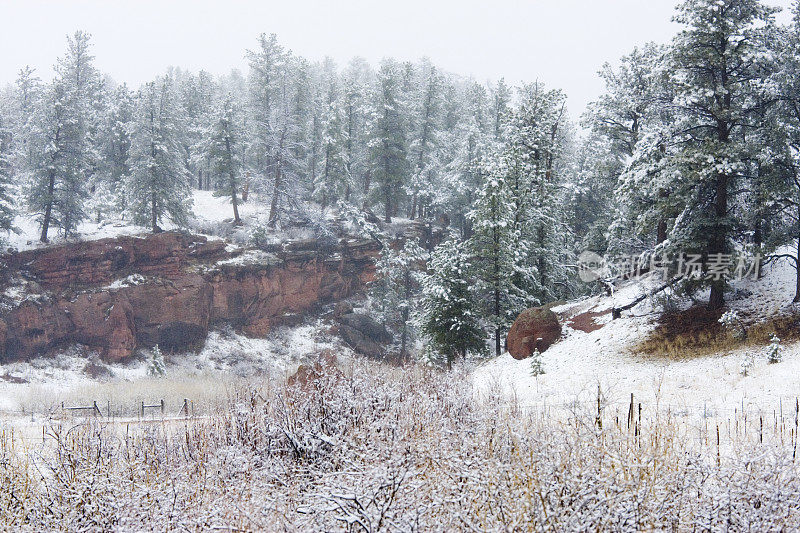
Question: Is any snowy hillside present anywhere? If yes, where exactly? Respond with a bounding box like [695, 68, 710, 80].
[474, 254, 800, 420]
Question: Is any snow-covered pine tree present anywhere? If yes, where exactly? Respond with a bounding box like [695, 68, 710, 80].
[27, 82, 83, 242]
[439, 83, 494, 240]
[407, 59, 443, 220]
[584, 44, 666, 256]
[206, 94, 244, 225]
[490, 78, 512, 140]
[10, 66, 40, 170]
[618, 0, 777, 309]
[314, 60, 349, 210]
[567, 132, 620, 255]
[504, 82, 575, 304]
[179, 70, 217, 190]
[468, 155, 538, 356]
[128, 77, 191, 232]
[247, 34, 301, 228]
[764, 3, 800, 301]
[369, 59, 409, 223]
[0, 114, 15, 237]
[371, 238, 427, 360]
[342, 57, 372, 207]
[147, 345, 166, 377]
[418, 239, 486, 367]
[585, 44, 664, 160]
[105, 84, 134, 190]
[529, 349, 545, 377]
[28, 32, 102, 242]
[765, 333, 782, 363]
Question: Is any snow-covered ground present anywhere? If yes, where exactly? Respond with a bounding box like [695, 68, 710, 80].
[3, 189, 276, 251]
[473, 254, 800, 422]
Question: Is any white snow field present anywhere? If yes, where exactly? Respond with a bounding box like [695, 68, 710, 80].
[473, 253, 800, 423]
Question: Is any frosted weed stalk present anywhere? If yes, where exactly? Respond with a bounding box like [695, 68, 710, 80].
[0, 360, 798, 531]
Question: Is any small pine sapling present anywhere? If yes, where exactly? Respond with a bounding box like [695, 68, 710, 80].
[740, 352, 754, 377]
[765, 334, 782, 364]
[529, 349, 545, 377]
[147, 345, 166, 377]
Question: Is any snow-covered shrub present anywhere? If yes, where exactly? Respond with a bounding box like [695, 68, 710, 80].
[719, 310, 747, 340]
[147, 345, 166, 377]
[249, 224, 273, 249]
[765, 334, 782, 364]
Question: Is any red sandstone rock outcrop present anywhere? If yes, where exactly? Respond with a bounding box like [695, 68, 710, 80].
[506, 306, 562, 360]
[0, 232, 380, 362]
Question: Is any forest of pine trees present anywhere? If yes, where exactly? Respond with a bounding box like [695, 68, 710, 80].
[3, 0, 800, 362]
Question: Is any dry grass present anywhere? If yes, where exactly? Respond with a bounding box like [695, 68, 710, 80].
[635, 306, 800, 359]
[17, 370, 246, 418]
[0, 360, 799, 531]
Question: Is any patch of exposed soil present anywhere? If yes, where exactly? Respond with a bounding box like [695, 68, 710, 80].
[566, 309, 610, 333]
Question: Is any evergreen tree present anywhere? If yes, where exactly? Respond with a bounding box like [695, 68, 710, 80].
[0, 114, 14, 237]
[315, 60, 349, 209]
[105, 85, 134, 187]
[28, 32, 102, 241]
[342, 57, 372, 207]
[418, 239, 486, 367]
[469, 158, 537, 356]
[372, 239, 427, 360]
[369, 59, 409, 223]
[247, 33, 293, 227]
[505, 83, 574, 304]
[491, 78, 512, 139]
[11, 66, 41, 168]
[407, 60, 443, 220]
[618, 0, 777, 309]
[206, 94, 244, 225]
[128, 77, 191, 232]
[764, 2, 800, 301]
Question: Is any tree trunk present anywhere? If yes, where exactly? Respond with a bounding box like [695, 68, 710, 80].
[268, 166, 281, 229]
[241, 173, 250, 202]
[399, 269, 410, 361]
[708, 172, 728, 310]
[225, 137, 242, 226]
[657, 219, 667, 245]
[795, 221, 800, 303]
[40, 169, 55, 243]
[231, 175, 242, 226]
[151, 191, 158, 233]
[494, 226, 501, 356]
[362, 169, 371, 210]
[384, 183, 392, 224]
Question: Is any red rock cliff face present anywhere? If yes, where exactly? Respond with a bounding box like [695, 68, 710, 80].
[0, 233, 379, 362]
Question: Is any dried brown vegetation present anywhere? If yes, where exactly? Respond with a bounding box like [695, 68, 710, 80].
[1, 360, 799, 531]
[636, 306, 800, 359]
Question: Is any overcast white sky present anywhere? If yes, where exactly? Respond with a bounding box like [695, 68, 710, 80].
[0, 0, 793, 116]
